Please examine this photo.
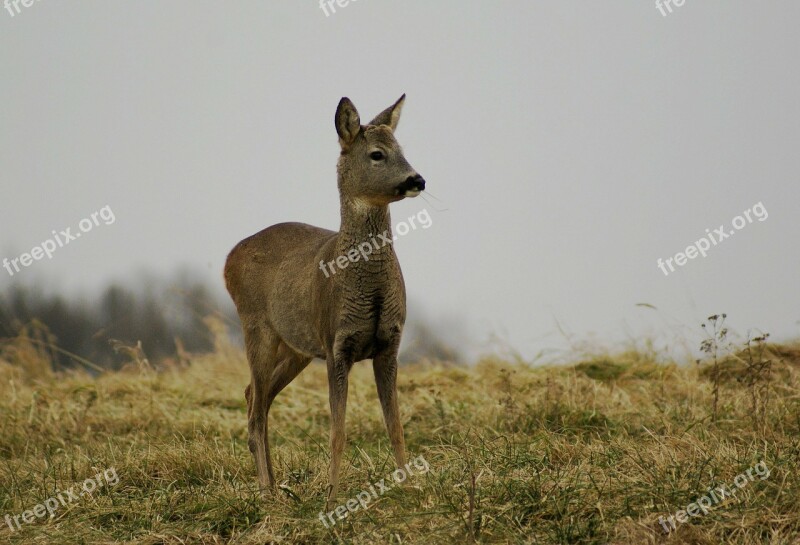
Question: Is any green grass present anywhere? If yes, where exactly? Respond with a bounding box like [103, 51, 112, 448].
[1, 332, 799, 544]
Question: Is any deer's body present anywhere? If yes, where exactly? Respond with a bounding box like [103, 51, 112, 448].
[224, 95, 425, 505]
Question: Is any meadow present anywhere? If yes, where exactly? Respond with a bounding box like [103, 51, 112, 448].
[1, 322, 798, 544]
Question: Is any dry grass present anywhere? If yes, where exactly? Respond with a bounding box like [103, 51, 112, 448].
[1, 331, 799, 544]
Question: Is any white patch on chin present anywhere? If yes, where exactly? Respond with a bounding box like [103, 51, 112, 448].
[404, 189, 421, 198]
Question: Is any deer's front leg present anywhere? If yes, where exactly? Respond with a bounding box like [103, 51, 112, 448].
[372, 330, 407, 469]
[325, 335, 355, 509]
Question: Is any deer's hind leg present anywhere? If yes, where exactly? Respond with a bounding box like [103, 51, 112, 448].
[244, 323, 281, 492]
[266, 343, 312, 405]
[262, 345, 312, 481]
[245, 325, 311, 493]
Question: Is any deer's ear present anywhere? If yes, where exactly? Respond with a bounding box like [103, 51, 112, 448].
[368, 94, 405, 131]
[335, 97, 361, 148]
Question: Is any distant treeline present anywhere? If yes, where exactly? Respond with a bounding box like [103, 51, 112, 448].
[0, 274, 460, 371]
[0, 274, 237, 370]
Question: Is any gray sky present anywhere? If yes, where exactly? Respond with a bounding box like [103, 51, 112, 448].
[2, 1, 798, 362]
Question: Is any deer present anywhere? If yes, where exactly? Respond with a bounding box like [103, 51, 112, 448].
[223, 95, 426, 507]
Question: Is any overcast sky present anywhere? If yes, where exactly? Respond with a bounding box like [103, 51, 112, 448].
[2, 1, 798, 362]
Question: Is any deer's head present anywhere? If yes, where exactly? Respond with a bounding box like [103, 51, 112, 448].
[335, 95, 426, 206]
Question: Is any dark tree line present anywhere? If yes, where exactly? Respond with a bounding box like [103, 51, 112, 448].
[0, 274, 237, 370]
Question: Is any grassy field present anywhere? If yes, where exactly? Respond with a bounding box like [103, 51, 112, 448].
[1, 326, 799, 544]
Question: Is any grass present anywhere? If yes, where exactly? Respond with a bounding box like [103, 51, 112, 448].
[1, 329, 799, 544]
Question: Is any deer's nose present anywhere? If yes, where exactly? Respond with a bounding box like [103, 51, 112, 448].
[395, 174, 426, 196]
[406, 174, 426, 191]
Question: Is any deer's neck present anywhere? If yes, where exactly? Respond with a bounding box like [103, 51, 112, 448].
[337, 197, 394, 259]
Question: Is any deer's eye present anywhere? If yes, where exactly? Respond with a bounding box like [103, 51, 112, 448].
[369, 151, 385, 161]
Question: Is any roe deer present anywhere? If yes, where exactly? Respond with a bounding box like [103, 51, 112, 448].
[224, 95, 426, 505]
